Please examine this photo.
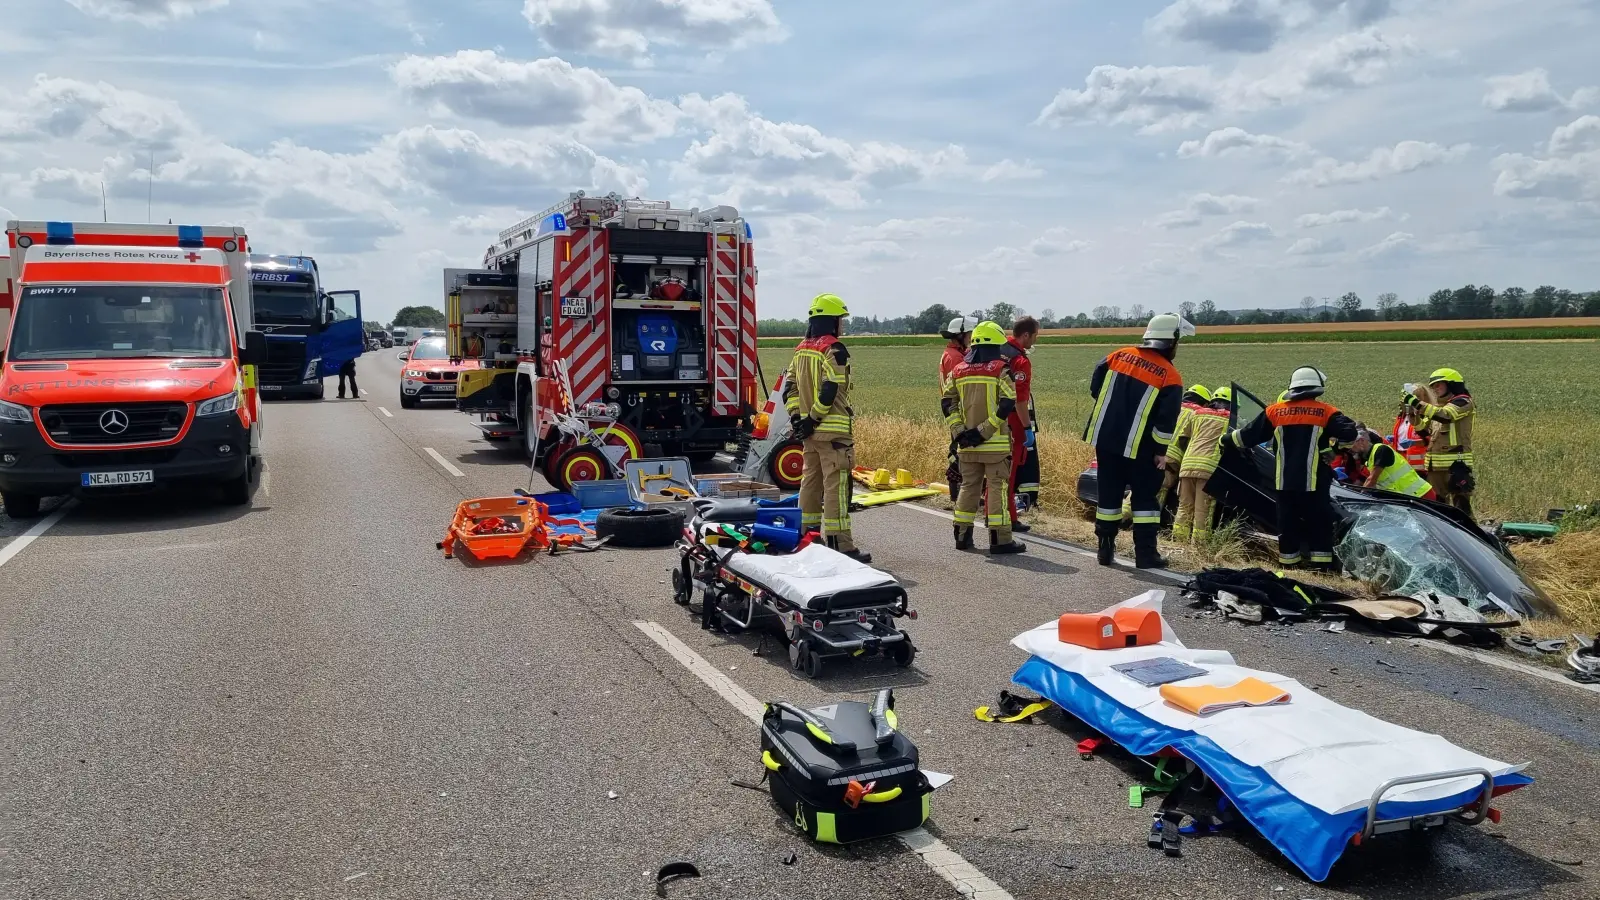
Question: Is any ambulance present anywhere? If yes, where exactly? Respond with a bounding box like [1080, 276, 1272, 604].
[0, 221, 267, 518]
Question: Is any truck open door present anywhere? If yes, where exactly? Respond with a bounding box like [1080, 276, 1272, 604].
[321, 289, 364, 377]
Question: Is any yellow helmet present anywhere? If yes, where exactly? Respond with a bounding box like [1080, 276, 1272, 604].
[808, 293, 848, 318]
[969, 321, 1008, 346]
[1185, 384, 1214, 403]
[1213, 385, 1233, 403]
[1428, 367, 1464, 384]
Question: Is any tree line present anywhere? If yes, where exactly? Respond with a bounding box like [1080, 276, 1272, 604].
[757, 286, 1600, 337]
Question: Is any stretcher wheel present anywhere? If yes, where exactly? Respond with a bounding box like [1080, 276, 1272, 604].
[671, 562, 692, 605]
[789, 639, 807, 672]
[891, 640, 916, 668]
[803, 645, 825, 679]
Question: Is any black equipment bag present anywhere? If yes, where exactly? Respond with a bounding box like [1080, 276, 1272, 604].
[760, 690, 931, 843]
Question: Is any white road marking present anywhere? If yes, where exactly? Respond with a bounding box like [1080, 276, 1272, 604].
[1410, 639, 1600, 696]
[424, 447, 465, 477]
[899, 502, 1183, 582]
[377, 407, 394, 418]
[0, 504, 72, 569]
[260, 469, 271, 499]
[360, 389, 369, 396]
[632, 620, 1016, 900]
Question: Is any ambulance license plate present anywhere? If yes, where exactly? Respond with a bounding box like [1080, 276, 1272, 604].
[82, 470, 154, 488]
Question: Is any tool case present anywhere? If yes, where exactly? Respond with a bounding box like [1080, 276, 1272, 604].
[760, 690, 931, 843]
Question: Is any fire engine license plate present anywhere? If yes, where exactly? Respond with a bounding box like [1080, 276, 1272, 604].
[82, 470, 154, 487]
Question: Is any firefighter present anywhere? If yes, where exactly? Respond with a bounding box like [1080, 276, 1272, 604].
[1085, 313, 1191, 569]
[1228, 367, 1359, 570]
[783, 293, 870, 562]
[944, 321, 1026, 555]
[1001, 316, 1041, 528]
[1170, 392, 1230, 543]
[1405, 368, 1476, 517]
[938, 316, 980, 495]
[1163, 384, 1214, 508]
[1358, 428, 1438, 500]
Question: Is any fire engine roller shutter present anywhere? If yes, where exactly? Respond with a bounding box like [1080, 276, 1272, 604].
[708, 232, 741, 416]
[553, 228, 611, 407]
[738, 239, 759, 411]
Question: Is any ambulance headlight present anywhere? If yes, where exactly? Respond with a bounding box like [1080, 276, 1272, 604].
[196, 392, 239, 417]
[304, 358, 321, 379]
[406, 369, 424, 379]
[0, 399, 34, 422]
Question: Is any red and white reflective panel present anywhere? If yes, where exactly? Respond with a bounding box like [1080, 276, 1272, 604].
[708, 233, 741, 415]
[557, 230, 611, 406]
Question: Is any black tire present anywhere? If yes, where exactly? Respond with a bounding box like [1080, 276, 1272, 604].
[2, 492, 42, 519]
[315, 382, 326, 401]
[891, 639, 917, 668]
[218, 461, 253, 507]
[685, 449, 720, 463]
[803, 644, 825, 679]
[399, 392, 419, 409]
[520, 390, 539, 461]
[595, 506, 685, 548]
[767, 439, 805, 491]
[672, 560, 693, 605]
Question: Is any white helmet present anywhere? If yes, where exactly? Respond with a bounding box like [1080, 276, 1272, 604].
[1141, 313, 1196, 348]
[1287, 366, 1327, 399]
[940, 315, 980, 339]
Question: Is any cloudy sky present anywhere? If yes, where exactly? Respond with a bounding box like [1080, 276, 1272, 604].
[1, 0, 1596, 324]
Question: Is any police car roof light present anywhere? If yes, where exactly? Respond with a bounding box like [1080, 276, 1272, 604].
[45, 221, 75, 245]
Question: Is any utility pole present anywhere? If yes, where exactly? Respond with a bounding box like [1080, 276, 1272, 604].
[101, 181, 108, 222]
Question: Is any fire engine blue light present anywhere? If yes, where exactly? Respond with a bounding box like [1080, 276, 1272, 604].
[176, 225, 204, 248]
[45, 221, 75, 245]
[744, 222, 753, 239]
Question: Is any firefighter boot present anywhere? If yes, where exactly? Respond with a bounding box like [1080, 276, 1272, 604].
[1013, 521, 1032, 534]
[1095, 523, 1117, 566]
[1133, 526, 1169, 570]
[989, 530, 1027, 556]
[828, 536, 873, 565]
[954, 524, 974, 551]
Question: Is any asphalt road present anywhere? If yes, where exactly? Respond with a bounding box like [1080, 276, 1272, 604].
[2, 350, 1596, 899]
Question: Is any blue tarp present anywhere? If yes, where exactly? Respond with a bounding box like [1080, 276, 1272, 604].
[1012, 656, 1532, 882]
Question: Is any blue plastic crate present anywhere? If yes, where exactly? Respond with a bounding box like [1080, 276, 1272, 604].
[572, 479, 632, 510]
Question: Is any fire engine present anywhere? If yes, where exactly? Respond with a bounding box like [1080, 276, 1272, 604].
[450, 193, 763, 491]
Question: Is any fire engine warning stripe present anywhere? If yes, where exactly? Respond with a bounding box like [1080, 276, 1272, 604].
[631, 620, 1016, 899]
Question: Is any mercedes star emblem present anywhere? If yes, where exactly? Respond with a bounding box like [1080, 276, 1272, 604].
[99, 409, 130, 435]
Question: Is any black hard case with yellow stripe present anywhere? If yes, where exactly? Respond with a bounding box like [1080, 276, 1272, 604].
[761, 698, 931, 844]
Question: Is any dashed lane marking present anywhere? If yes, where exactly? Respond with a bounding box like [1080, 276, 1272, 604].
[424, 447, 465, 477]
[377, 407, 395, 418]
[360, 389, 369, 396]
[632, 620, 1017, 900]
[0, 504, 72, 570]
[899, 502, 1185, 583]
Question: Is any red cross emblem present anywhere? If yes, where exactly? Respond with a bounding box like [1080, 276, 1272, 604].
[184, 251, 202, 262]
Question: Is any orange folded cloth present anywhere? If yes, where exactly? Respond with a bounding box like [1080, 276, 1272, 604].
[1159, 677, 1291, 716]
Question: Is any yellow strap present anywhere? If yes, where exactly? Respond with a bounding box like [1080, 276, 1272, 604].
[974, 700, 1052, 723]
[806, 722, 834, 745]
[861, 785, 903, 804]
[762, 750, 782, 771]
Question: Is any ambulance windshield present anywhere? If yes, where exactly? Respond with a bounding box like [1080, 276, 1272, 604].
[8, 285, 231, 360]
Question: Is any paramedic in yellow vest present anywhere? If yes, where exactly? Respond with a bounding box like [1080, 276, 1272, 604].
[1355, 429, 1438, 501]
[1403, 368, 1476, 517]
[943, 321, 1026, 555]
[783, 293, 870, 562]
[1171, 390, 1231, 542]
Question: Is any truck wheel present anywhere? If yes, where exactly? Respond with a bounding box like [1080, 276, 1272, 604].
[550, 447, 607, 493]
[521, 392, 538, 460]
[767, 440, 805, 491]
[219, 463, 253, 507]
[400, 392, 419, 409]
[1, 492, 42, 519]
[595, 506, 685, 548]
[315, 382, 326, 401]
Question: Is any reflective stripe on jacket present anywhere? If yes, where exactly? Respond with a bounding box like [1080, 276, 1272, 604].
[782, 334, 853, 436]
[1369, 442, 1433, 499]
[1422, 395, 1474, 468]
[1083, 346, 1184, 460]
[943, 357, 1016, 456]
[1391, 413, 1429, 471]
[1232, 399, 1359, 492]
[1177, 407, 1230, 478]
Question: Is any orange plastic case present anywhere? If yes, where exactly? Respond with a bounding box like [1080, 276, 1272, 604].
[441, 497, 550, 560]
[1057, 608, 1163, 650]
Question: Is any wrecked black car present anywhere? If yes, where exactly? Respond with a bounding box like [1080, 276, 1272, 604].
[1077, 382, 1557, 619]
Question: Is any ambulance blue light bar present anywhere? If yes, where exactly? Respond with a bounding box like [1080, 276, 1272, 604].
[177, 225, 204, 248]
[46, 222, 74, 245]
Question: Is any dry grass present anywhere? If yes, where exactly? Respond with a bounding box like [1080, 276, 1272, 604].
[1515, 531, 1600, 635]
[1037, 316, 1600, 337]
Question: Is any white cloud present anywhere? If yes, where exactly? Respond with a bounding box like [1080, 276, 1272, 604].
[1358, 231, 1415, 259]
[64, 1, 227, 25]
[1286, 140, 1471, 187]
[1038, 29, 1415, 133]
[1492, 116, 1600, 201]
[1154, 192, 1259, 228]
[0, 75, 197, 150]
[1198, 220, 1274, 253]
[1482, 68, 1598, 113]
[1294, 206, 1396, 227]
[522, 0, 785, 58]
[675, 93, 964, 210]
[384, 126, 645, 206]
[1148, 0, 1286, 54]
[1177, 126, 1311, 158]
[391, 51, 681, 141]
[980, 159, 1045, 182]
[955, 228, 1090, 273]
[1286, 236, 1345, 255]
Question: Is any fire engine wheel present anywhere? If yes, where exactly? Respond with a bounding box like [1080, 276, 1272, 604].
[550, 447, 608, 493]
[594, 423, 642, 461]
[768, 440, 805, 491]
[520, 393, 538, 460]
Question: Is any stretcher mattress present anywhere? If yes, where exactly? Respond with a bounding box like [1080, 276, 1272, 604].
[721, 543, 901, 612]
[1010, 590, 1532, 882]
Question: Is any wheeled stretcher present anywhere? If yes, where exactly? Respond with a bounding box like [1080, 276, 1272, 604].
[673, 502, 917, 679]
[1007, 591, 1532, 882]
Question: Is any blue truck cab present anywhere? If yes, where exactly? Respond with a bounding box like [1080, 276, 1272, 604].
[246, 254, 363, 399]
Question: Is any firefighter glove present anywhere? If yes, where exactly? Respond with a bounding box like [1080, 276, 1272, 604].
[1401, 390, 1421, 409]
[956, 428, 984, 448]
[793, 417, 818, 440]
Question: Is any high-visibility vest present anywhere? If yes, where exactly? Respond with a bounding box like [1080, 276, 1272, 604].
[1369, 443, 1433, 499]
[1391, 414, 1428, 471]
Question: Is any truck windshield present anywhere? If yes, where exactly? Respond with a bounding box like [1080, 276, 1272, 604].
[8, 285, 231, 360]
[253, 282, 320, 324]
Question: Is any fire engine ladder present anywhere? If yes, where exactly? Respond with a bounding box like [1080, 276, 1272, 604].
[708, 226, 743, 416]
